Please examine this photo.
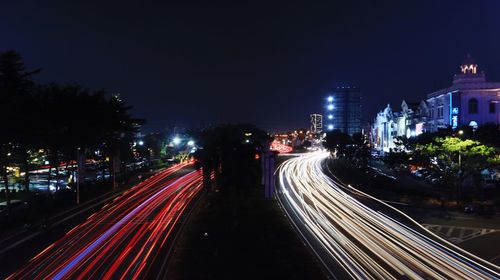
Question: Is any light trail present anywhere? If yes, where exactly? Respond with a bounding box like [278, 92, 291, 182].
[276, 152, 500, 280]
[8, 163, 204, 280]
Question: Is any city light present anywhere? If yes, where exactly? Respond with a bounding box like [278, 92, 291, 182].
[327, 96, 333, 102]
[270, 140, 292, 154]
[138, 140, 144, 146]
[187, 140, 195, 146]
[276, 152, 500, 279]
[328, 114, 333, 119]
[173, 137, 181, 145]
[10, 165, 204, 279]
[327, 104, 334, 110]
[327, 124, 333, 130]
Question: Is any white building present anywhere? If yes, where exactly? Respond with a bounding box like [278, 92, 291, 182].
[372, 56, 500, 154]
[426, 56, 500, 132]
[372, 104, 397, 153]
[372, 100, 428, 153]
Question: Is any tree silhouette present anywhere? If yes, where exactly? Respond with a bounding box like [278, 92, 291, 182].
[0, 50, 144, 209]
[0, 50, 40, 210]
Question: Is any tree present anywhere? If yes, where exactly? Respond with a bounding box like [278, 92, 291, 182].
[193, 124, 269, 192]
[419, 137, 499, 205]
[473, 123, 500, 148]
[34, 85, 143, 193]
[324, 129, 351, 157]
[0, 50, 40, 210]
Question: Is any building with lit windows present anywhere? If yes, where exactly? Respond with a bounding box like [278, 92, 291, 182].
[371, 55, 500, 154]
[310, 114, 323, 133]
[325, 87, 362, 135]
[426, 55, 500, 132]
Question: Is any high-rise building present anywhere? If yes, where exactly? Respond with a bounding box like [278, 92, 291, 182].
[310, 114, 323, 133]
[325, 87, 362, 135]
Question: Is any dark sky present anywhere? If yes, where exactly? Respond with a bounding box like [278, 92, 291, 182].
[1, 1, 499, 132]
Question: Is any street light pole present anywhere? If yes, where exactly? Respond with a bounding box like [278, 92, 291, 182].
[456, 129, 464, 207]
[76, 147, 80, 205]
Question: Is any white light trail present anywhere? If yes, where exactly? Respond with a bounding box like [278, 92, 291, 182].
[276, 152, 500, 280]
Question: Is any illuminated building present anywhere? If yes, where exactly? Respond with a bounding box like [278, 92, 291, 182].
[372, 55, 500, 153]
[426, 55, 500, 132]
[372, 101, 427, 153]
[310, 114, 323, 133]
[326, 87, 362, 135]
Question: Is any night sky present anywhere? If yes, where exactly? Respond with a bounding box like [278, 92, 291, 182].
[1, 1, 499, 132]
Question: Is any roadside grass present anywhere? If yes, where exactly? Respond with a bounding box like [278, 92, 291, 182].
[329, 159, 455, 208]
[166, 186, 327, 280]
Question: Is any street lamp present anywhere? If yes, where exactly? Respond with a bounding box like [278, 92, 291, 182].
[173, 137, 181, 145]
[458, 130, 464, 136]
[187, 140, 195, 146]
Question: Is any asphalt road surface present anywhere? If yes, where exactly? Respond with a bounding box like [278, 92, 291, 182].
[6, 163, 203, 280]
[276, 152, 500, 280]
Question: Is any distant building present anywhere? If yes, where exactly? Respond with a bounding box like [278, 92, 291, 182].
[426, 55, 500, 132]
[371, 55, 500, 154]
[326, 87, 362, 135]
[372, 100, 428, 153]
[310, 114, 323, 133]
[372, 104, 397, 153]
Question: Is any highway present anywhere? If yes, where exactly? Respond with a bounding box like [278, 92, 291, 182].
[276, 152, 500, 280]
[7, 163, 203, 280]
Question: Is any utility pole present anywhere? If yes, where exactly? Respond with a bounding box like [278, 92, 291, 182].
[262, 142, 275, 199]
[76, 147, 81, 205]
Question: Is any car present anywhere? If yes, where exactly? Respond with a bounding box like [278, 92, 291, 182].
[429, 176, 444, 186]
[483, 179, 497, 189]
[412, 169, 430, 179]
[464, 204, 475, 213]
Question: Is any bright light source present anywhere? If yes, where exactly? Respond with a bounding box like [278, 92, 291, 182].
[138, 140, 144, 146]
[328, 124, 334, 130]
[328, 114, 333, 119]
[327, 104, 334, 110]
[173, 137, 181, 145]
[245, 139, 250, 143]
[187, 140, 195, 146]
[327, 96, 333, 102]
[458, 130, 464, 135]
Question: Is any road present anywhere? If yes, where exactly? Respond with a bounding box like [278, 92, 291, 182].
[276, 152, 500, 280]
[6, 163, 203, 280]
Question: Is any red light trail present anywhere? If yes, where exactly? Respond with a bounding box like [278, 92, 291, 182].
[8, 163, 204, 280]
[271, 140, 292, 154]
